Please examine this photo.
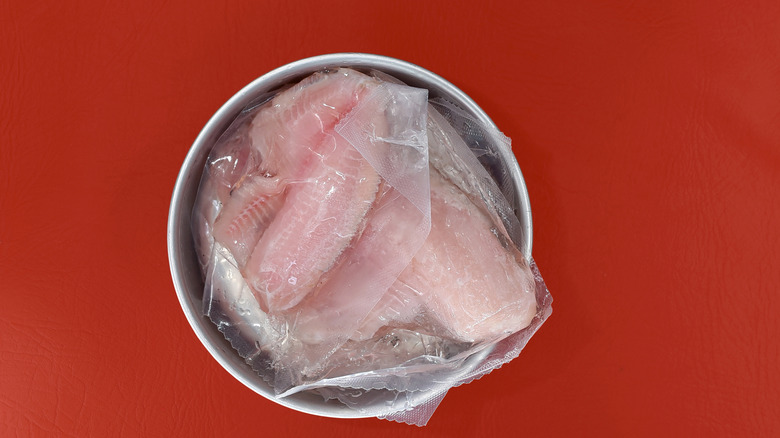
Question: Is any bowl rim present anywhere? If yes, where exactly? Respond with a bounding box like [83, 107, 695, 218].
[167, 52, 533, 419]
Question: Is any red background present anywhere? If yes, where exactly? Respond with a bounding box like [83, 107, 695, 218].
[2, 1, 779, 436]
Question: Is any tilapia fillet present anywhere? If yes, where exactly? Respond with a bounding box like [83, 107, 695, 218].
[354, 169, 537, 344]
[245, 132, 382, 312]
[210, 68, 382, 312]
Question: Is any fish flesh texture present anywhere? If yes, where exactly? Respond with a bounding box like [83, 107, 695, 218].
[375, 170, 535, 341]
[352, 169, 536, 344]
[350, 106, 537, 344]
[209, 69, 382, 312]
[244, 130, 382, 312]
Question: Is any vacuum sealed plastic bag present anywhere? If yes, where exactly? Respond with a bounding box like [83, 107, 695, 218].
[191, 68, 552, 426]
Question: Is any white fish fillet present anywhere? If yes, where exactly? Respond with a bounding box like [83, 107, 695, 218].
[210, 69, 383, 312]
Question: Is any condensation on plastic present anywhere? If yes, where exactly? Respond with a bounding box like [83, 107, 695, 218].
[191, 69, 553, 426]
[427, 98, 528, 259]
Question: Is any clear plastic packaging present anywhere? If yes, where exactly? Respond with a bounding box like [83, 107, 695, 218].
[191, 68, 552, 426]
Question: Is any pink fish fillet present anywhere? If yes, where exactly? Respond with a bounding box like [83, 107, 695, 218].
[245, 132, 382, 313]
[210, 68, 378, 273]
[241, 71, 384, 313]
[286, 185, 428, 347]
[356, 170, 537, 344]
[211, 176, 285, 267]
[193, 119, 259, 269]
[249, 69, 376, 178]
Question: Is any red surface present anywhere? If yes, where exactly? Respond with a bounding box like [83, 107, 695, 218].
[2, 1, 779, 436]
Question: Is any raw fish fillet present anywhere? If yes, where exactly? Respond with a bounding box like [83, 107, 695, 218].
[210, 68, 383, 312]
[192, 119, 261, 270]
[245, 131, 382, 312]
[212, 176, 284, 267]
[249, 70, 375, 178]
[284, 184, 427, 346]
[354, 170, 537, 344]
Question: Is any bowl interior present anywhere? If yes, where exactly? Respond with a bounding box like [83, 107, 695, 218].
[167, 53, 532, 418]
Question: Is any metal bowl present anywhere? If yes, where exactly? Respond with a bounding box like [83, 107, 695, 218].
[167, 53, 532, 419]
